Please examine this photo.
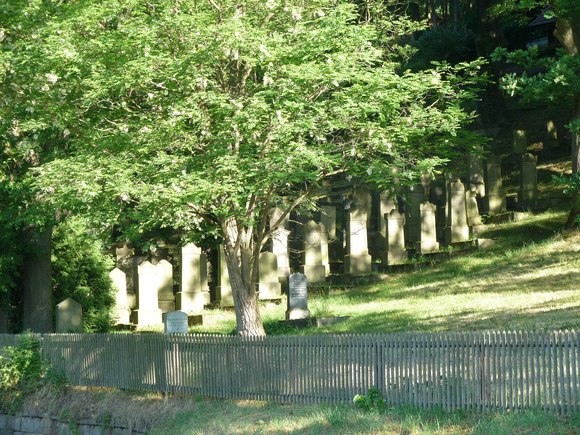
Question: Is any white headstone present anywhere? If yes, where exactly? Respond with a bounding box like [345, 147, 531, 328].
[445, 179, 469, 243]
[258, 252, 282, 300]
[156, 259, 175, 314]
[134, 261, 163, 326]
[299, 220, 327, 283]
[177, 243, 209, 313]
[109, 268, 130, 324]
[344, 188, 372, 275]
[164, 310, 188, 334]
[216, 245, 234, 306]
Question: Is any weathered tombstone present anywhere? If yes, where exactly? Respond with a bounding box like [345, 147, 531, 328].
[468, 146, 486, 198]
[285, 272, 310, 320]
[216, 245, 234, 306]
[404, 185, 424, 245]
[109, 268, 130, 324]
[484, 155, 507, 214]
[320, 203, 341, 264]
[299, 220, 327, 283]
[375, 192, 396, 261]
[546, 120, 559, 149]
[56, 298, 83, 333]
[156, 259, 175, 314]
[513, 128, 527, 154]
[134, 261, 163, 326]
[385, 209, 407, 265]
[270, 207, 291, 281]
[319, 223, 330, 276]
[163, 310, 188, 334]
[465, 189, 483, 227]
[176, 243, 209, 313]
[445, 179, 469, 243]
[344, 188, 372, 275]
[416, 202, 440, 254]
[258, 252, 282, 299]
[518, 153, 538, 206]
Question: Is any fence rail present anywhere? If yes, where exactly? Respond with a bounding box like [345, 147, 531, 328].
[1, 331, 578, 414]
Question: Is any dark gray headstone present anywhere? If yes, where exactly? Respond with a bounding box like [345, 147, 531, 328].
[286, 273, 310, 320]
[164, 310, 188, 334]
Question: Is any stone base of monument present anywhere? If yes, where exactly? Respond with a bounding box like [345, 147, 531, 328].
[285, 308, 311, 320]
[132, 308, 163, 327]
[113, 323, 136, 331]
[344, 254, 372, 276]
[484, 211, 514, 224]
[188, 314, 203, 326]
[299, 265, 326, 284]
[158, 300, 176, 314]
[281, 316, 351, 328]
[258, 282, 282, 300]
[469, 225, 487, 236]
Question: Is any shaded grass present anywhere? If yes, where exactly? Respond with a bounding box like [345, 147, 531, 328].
[150, 399, 580, 434]
[186, 210, 580, 336]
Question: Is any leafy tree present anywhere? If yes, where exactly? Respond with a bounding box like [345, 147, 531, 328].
[3, 0, 485, 335]
[490, 0, 580, 227]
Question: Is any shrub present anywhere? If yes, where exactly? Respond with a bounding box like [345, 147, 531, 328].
[0, 334, 67, 414]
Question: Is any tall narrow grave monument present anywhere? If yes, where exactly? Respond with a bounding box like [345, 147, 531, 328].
[385, 209, 407, 265]
[134, 261, 163, 326]
[109, 268, 130, 324]
[416, 202, 440, 254]
[344, 188, 372, 275]
[444, 179, 469, 243]
[484, 155, 507, 214]
[258, 252, 282, 300]
[176, 243, 208, 314]
[216, 246, 234, 306]
[299, 220, 327, 283]
[156, 259, 175, 314]
[518, 153, 538, 207]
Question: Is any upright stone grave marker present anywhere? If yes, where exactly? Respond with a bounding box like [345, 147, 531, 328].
[299, 220, 327, 283]
[376, 192, 396, 262]
[465, 189, 484, 234]
[56, 298, 83, 333]
[177, 243, 209, 313]
[270, 208, 291, 281]
[135, 261, 163, 326]
[404, 185, 424, 245]
[518, 153, 538, 207]
[513, 128, 527, 154]
[285, 273, 310, 320]
[216, 246, 234, 306]
[344, 188, 372, 275]
[258, 252, 282, 299]
[468, 146, 486, 198]
[109, 268, 130, 324]
[385, 209, 407, 265]
[164, 310, 189, 334]
[156, 259, 175, 314]
[484, 155, 506, 214]
[445, 179, 469, 243]
[416, 202, 440, 254]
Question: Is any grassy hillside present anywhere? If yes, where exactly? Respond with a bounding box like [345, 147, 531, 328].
[179, 210, 580, 336]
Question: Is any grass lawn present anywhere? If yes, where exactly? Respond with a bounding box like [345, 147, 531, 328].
[172, 210, 580, 336]
[149, 398, 580, 434]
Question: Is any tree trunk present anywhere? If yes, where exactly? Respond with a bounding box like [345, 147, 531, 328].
[565, 95, 579, 228]
[222, 225, 266, 336]
[22, 226, 54, 332]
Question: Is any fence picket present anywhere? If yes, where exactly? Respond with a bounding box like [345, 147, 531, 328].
[0, 330, 578, 412]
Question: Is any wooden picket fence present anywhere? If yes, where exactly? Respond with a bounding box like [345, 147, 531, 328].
[1, 331, 578, 414]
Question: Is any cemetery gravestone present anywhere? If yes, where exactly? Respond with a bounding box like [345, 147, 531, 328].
[270, 207, 291, 281]
[109, 268, 130, 324]
[134, 261, 163, 326]
[404, 185, 424, 244]
[344, 188, 372, 275]
[465, 189, 484, 234]
[258, 252, 282, 299]
[468, 147, 486, 198]
[164, 310, 189, 334]
[376, 193, 396, 261]
[416, 201, 440, 254]
[156, 259, 175, 314]
[299, 220, 327, 283]
[286, 273, 310, 320]
[484, 155, 507, 214]
[56, 298, 83, 333]
[385, 209, 407, 265]
[216, 246, 234, 306]
[177, 243, 208, 313]
[445, 179, 469, 243]
[513, 128, 527, 154]
[518, 153, 538, 206]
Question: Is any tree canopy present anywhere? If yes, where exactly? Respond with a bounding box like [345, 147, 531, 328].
[1, 0, 485, 335]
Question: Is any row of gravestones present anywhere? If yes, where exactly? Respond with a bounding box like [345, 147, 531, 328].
[108, 151, 538, 328]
